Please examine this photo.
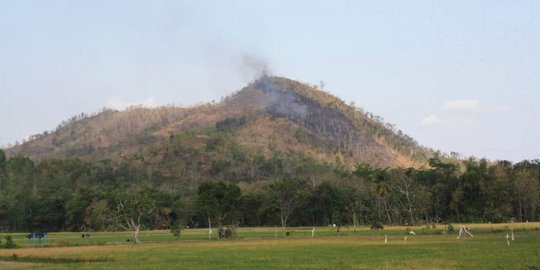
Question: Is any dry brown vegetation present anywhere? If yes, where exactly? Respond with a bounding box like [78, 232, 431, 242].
[6, 76, 432, 168]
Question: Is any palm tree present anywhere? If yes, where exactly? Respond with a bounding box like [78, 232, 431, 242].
[376, 181, 393, 224]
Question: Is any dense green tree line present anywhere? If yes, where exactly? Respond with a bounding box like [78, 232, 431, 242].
[0, 143, 539, 233]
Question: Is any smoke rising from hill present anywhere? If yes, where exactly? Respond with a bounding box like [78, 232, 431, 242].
[237, 54, 271, 80]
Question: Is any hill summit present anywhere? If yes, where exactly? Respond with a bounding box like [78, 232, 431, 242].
[6, 76, 431, 168]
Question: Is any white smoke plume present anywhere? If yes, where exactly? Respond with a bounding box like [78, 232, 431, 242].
[237, 54, 271, 80]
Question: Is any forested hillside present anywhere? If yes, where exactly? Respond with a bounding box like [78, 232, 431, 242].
[0, 148, 539, 233]
[1, 76, 538, 233]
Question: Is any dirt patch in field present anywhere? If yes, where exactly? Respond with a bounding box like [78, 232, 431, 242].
[0, 261, 43, 268]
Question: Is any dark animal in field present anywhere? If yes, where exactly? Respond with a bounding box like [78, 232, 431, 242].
[81, 233, 91, 238]
[370, 223, 384, 230]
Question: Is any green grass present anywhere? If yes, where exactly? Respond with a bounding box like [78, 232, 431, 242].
[1, 223, 539, 269]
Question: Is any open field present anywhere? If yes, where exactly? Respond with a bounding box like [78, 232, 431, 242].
[1, 223, 539, 269]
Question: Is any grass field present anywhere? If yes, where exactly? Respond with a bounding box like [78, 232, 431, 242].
[1, 223, 539, 269]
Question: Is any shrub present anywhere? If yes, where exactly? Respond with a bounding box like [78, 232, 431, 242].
[3, 236, 17, 249]
[218, 227, 237, 239]
[170, 224, 182, 240]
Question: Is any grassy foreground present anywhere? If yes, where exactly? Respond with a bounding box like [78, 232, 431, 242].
[1, 223, 539, 269]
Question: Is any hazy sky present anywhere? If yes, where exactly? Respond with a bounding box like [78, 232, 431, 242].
[1, 0, 539, 162]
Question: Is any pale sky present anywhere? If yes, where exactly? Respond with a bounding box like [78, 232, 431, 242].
[1, 0, 539, 162]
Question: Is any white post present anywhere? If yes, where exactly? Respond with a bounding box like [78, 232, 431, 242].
[311, 227, 315, 237]
[506, 233, 510, 246]
[208, 217, 212, 240]
[353, 212, 357, 231]
[511, 228, 515, 241]
[384, 234, 388, 244]
[403, 235, 407, 245]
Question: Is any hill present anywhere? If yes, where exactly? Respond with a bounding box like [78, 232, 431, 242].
[5, 76, 432, 168]
[2, 77, 539, 233]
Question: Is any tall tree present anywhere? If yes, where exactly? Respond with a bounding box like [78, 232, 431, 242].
[308, 182, 346, 229]
[513, 161, 540, 221]
[264, 178, 307, 235]
[0, 149, 6, 190]
[113, 189, 156, 243]
[196, 181, 241, 228]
